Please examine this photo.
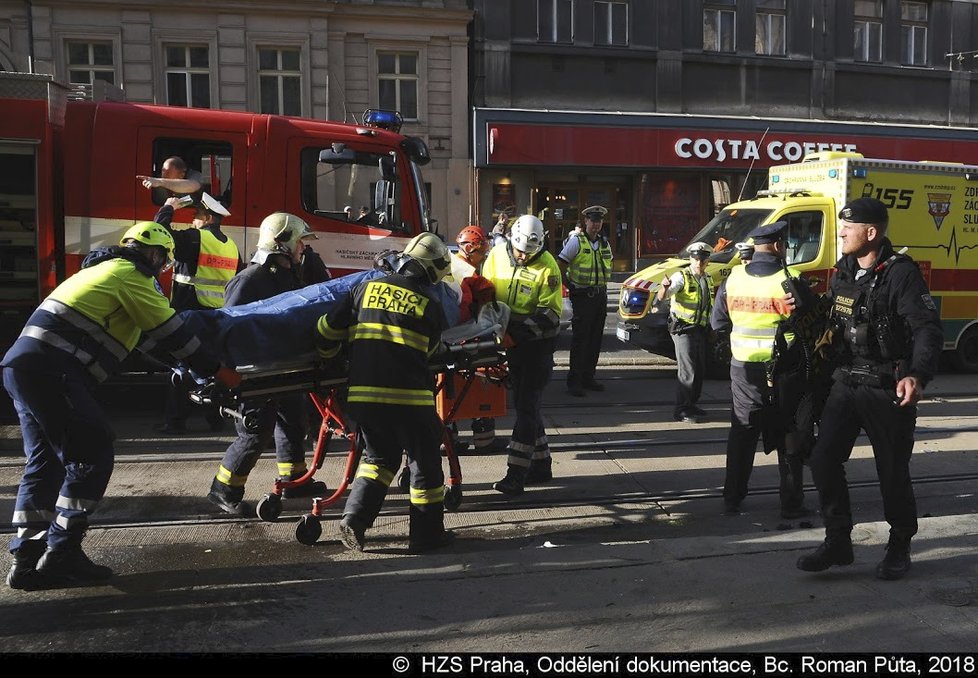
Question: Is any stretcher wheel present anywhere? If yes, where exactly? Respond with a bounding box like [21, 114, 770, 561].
[295, 514, 322, 546]
[256, 494, 282, 522]
[397, 467, 411, 493]
[444, 484, 463, 512]
[242, 412, 261, 434]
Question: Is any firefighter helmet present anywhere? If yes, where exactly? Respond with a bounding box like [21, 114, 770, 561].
[256, 212, 318, 255]
[120, 221, 175, 263]
[509, 215, 545, 255]
[400, 232, 451, 283]
[456, 225, 488, 253]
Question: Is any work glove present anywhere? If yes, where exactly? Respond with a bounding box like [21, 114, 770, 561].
[214, 366, 242, 389]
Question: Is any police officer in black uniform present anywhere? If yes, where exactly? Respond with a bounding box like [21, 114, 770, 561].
[796, 197, 943, 581]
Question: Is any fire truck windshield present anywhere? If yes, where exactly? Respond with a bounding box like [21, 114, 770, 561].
[301, 146, 404, 229]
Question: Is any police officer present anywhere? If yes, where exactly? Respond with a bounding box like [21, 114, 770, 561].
[797, 197, 942, 580]
[711, 221, 808, 518]
[3, 222, 238, 590]
[558, 205, 612, 397]
[206, 213, 327, 515]
[316, 233, 454, 554]
[657, 241, 714, 423]
[484, 215, 563, 495]
[735, 241, 754, 265]
[155, 192, 242, 434]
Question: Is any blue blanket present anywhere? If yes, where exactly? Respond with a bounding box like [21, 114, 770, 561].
[180, 270, 460, 368]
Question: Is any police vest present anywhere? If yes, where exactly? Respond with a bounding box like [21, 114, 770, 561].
[567, 234, 612, 287]
[173, 230, 239, 308]
[726, 265, 797, 363]
[672, 268, 714, 327]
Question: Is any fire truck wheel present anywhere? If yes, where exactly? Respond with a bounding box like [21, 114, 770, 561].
[294, 514, 322, 545]
[256, 494, 282, 522]
[444, 485, 463, 512]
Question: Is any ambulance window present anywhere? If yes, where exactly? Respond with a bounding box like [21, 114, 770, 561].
[300, 146, 404, 231]
[784, 211, 823, 264]
[149, 139, 234, 208]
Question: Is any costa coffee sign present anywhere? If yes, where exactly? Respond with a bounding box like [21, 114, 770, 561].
[481, 121, 978, 168]
[674, 137, 858, 163]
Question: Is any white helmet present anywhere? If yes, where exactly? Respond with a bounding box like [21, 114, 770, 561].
[256, 212, 317, 255]
[399, 232, 451, 284]
[509, 215, 545, 255]
[686, 241, 712, 257]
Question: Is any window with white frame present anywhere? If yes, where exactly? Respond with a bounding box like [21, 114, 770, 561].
[704, 1, 736, 53]
[378, 52, 418, 120]
[165, 45, 210, 108]
[66, 41, 115, 85]
[755, 0, 785, 55]
[595, 1, 628, 47]
[258, 47, 301, 116]
[901, 1, 928, 65]
[854, 0, 883, 63]
[538, 0, 574, 44]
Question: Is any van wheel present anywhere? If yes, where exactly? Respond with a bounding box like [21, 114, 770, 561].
[952, 325, 978, 373]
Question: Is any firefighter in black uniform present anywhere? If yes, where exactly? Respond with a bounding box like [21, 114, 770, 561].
[317, 233, 453, 554]
[797, 198, 943, 581]
[154, 192, 242, 434]
[206, 212, 328, 515]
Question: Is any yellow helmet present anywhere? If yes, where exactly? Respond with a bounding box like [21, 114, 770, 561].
[400, 232, 451, 283]
[256, 212, 317, 255]
[120, 221, 175, 263]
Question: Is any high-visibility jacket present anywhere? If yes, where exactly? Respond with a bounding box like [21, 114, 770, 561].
[1, 254, 217, 383]
[566, 233, 612, 287]
[482, 244, 562, 343]
[725, 264, 797, 363]
[672, 268, 714, 327]
[316, 272, 446, 408]
[173, 229, 239, 309]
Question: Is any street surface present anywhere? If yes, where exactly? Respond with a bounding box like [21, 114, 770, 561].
[1, 296, 976, 658]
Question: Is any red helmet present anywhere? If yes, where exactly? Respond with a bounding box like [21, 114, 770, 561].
[456, 225, 488, 254]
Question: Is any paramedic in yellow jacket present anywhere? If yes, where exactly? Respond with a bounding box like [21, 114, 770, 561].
[482, 215, 563, 496]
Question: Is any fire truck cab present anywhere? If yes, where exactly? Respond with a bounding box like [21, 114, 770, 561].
[0, 71, 433, 352]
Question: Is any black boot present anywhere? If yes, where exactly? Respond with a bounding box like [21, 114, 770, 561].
[796, 536, 854, 572]
[492, 465, 526, 496]
[876, 536, 912, 580]
[339, 515, 367, 552]
[35, 543, 112, 587]
[207, 477, 247, 516]
[408, 505, 456, 554]
[6, 541, 49, 591]
[280, 472, 328, 499]
[524, 457, 553, 485]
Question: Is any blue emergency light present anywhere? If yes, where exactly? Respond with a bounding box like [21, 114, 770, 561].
[828, 169, 838, 178]
[771, 175, 780, 183]
[852, 168, 868, 178]
[363, 109, 403, 133]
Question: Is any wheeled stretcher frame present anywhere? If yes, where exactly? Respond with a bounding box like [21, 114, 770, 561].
[188, 337, 507, 545]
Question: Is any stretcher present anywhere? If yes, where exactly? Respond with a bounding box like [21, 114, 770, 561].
[186, 317, 508, 545]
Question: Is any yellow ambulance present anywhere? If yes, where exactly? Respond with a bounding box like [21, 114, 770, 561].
[617, 153, 978, 371]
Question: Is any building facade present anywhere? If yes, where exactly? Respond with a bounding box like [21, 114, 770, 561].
[0, 0, 472, 238]
[471, 0, 978, 270]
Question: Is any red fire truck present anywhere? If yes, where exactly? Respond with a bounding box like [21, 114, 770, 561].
[0, 71, 434, 351]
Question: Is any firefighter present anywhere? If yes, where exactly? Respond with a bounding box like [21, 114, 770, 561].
[657, 241, 714, 423]
[558, 205, 612, 397]
[316, 233, 454, 553]
[206, 213, 327, 515]
[154, 192, 242, 434]
[2, 222, 239, 590]
[137, 156, 203, 198]
[483, 215, 563, 495]
[710, 220, 808, 518]
[797, 198, 943, 580]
